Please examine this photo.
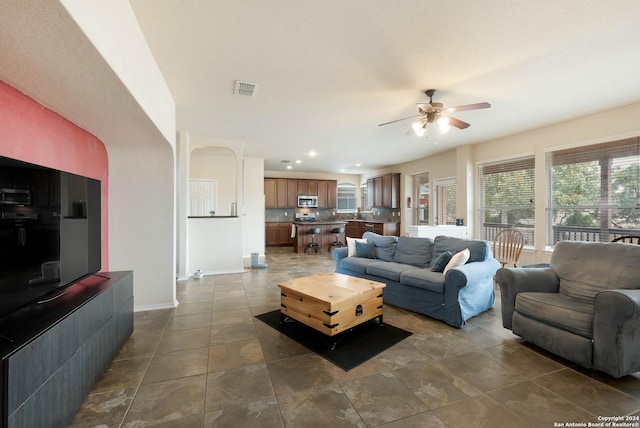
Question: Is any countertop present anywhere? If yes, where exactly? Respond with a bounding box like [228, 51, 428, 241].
[292, 221, 347, 225]
[345, 219, 399, 224]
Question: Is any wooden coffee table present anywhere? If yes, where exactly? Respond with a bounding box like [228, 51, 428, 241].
[278, 272, 385, 348]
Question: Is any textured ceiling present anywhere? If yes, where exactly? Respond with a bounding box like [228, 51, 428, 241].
[128, 0, 640, 174]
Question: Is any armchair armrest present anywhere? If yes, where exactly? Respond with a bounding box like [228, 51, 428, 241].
[494, 267, 560, 330]
[594, 289, 640, 378]
[332, 247, 348, 263]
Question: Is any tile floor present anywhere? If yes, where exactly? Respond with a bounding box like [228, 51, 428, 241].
[69, 247, 640, 427]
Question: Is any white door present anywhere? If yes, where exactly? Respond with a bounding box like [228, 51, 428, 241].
[190, 179, 217, 216]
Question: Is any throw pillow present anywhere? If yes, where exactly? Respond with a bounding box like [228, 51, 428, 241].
[431, 250, 453, 272]
[355, 241, 376, 259]
[443, 248, 470, 275]
[347, 237, 367, 257]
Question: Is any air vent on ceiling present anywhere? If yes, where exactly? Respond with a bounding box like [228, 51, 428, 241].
[234, 81, 258, 97]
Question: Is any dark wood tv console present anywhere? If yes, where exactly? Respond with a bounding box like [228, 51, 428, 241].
[0, 271, 134, 428]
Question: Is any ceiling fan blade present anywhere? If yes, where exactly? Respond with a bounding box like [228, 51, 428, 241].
[378, 114, 423, 127]
[448, 116, 470, 129]
[445, 102, 491, 113]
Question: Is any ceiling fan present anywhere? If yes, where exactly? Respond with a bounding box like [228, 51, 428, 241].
[378, 89, 491, 137]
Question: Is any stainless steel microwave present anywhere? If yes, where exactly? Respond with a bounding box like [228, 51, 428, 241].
[0, 188, 31, 205]
[297, 195, 318, 208]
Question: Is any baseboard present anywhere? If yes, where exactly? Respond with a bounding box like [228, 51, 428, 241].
[134, 301, 178, 312]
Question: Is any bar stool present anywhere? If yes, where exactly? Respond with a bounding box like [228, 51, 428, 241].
[330, 227, 345, 249]
[305, 227, 321, 254]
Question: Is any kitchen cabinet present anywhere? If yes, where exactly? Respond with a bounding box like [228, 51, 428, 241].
[264, 178, 338, 208]
[307, 180, 317, 196]
[266, 223, 278, 246]
[266, 222, 293, 246]
[317, 180, 327, 208]
[365, 173, 400, 208]
[264, 178, 276, 208]
[297, 180, 308, 196]
[327, 180, 337, 208]
[345, 221, 400, 238]
[373, 177, 383, 207]
[287, 180, 298, 207]
[276, 179, 288, 208]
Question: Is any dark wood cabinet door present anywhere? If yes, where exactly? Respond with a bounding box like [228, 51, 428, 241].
[266, 223, 278, 246]
[382, 174, 392, 207]
[264, 179, 276, 208]
[307, 180, 318, 196]
[374, 177, 383, 207]
[277, 223, 291, 244]
[327, 180, 337, 208]
[287, 180, 298, 207]
[297, 180, 308, 196]
[367, 179, 374, 209]
[317, 180, 327, 208]
[276, 179, 288, 208]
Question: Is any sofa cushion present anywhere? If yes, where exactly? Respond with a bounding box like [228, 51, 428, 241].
[552, 241, 640, 304]
[363, 232, 398, 262]
[393, 236, 434, 268]
[339, 256, 379, 274]
[430, 251, 452, 272]
[515, 292, 594, 339]
[443, 248, 470, 274]
[366, 261, 415, 282]
[432, 235, 488, 263]
[346, 237, 367, 257]
[355, 241, 376, 259]
[400, 269, 446, 293]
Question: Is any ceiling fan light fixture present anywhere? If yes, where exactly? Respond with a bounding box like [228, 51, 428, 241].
[437, 116, 450, 134]
[412, 120, 427, 137]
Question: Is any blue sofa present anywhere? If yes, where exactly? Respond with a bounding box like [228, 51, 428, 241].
[332, 232, 500, 328]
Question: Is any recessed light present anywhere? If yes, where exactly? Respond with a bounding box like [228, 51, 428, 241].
[295, 160, 301, 164]
[355, 163, 362, 167]
[286, 165, 292, 169]
[309, 151, 317, 157]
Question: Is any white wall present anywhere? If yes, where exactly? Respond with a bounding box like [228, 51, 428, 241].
[61, 0, 178, 311]
[190, 148, 237, 215]
[244, 158, 266, 266]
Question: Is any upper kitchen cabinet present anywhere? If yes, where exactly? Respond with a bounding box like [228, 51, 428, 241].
[366, 173, 400, 209]
[276, 179, 288, 208]
[296, 180, 308, 196]
[264, 178, 338, 208]
[326, 181, 337, 209]
[287, 180, 298, 207]
[264, 178, 276, 208]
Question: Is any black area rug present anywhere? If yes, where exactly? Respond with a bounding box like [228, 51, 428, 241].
[255, 310, 412, 371]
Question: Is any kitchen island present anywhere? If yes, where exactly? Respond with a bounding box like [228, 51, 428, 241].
[293, 221, 347, 254]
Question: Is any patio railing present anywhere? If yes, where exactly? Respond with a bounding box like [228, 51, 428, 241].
[482, 223, 640, 244]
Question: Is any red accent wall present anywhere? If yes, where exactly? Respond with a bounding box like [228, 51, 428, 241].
[0, 80, 109, 269]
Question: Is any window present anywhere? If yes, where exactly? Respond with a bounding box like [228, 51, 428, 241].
[414, 173, 429, 225]
[337, 182, 357, 212]
[435, 178, 456, 225]
[547, 137, 640, 244]
[479, 156, 535, 245]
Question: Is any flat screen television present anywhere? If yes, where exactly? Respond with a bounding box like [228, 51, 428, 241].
[0, 155, 101, 321]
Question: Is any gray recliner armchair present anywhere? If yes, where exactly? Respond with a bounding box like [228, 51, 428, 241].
[495, 241, 640, 378]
